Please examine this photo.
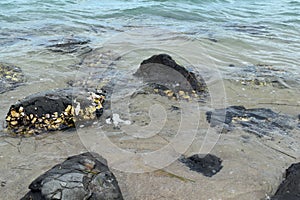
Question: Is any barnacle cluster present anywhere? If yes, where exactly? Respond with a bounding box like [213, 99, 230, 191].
[0, 63, 23, 82]
[5, 91, 105, 136]
[0, 63, 25, 93]
[6, 104, 76, 135]
[237, 78, 268, 86]
[153, 88, 199, 101]
[232, 116, 251, 122]
[75, 91, 105, 120]
[231, 64, 290, 88]
[178, 90, 199, 100]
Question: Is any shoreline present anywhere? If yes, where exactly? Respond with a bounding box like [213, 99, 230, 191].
[0, 47, 299, 199]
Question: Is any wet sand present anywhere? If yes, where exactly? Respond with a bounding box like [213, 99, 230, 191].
[0, 104, 299, 199]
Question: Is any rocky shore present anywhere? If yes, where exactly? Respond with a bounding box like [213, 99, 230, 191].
[0, 51, 299, 199]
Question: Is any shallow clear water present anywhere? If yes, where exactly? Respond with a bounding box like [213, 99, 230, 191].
[0, 0, 299, 96]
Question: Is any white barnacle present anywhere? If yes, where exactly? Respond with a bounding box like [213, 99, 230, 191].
[18, 106, 24, 112]
[65, 105, 72, 113]
[31, 117, 37, 124]
[10, 121, 18, 126]
[6, 116, 11, 121]
[178, 90, 185, 96]
[10, 110, 20, 118]
[75, 102, 81, 116]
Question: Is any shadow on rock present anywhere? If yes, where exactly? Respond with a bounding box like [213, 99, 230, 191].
[21, 152, 123, 200]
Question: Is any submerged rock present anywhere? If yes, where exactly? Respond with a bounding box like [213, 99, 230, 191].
[77, 49, 121, 69]
[46, 37, 92, 55]
[206, 106, 298, 137]
[224, 64, 299, 89]
[271, 162, 300, 200]
[21, 152, 123, 200]
[134, 54, 208, 99]
[5, 87, 105, 136]
[224, 24, 270, 36]
[0, 62, 25, 93]
[179, 154, 223, 177]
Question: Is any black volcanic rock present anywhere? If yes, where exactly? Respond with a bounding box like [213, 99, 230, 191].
[134, 54, 207, 96]
[21, 152, 123, 200]
[206, 106, 298, 137]
[179, 154, 223, 177]
[5, 87, 105, 136]
[271, 162, 300, 200]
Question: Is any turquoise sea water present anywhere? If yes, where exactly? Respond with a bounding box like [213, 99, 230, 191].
[1, 0, 299, 69]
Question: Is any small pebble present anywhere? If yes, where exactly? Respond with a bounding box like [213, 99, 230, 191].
[1, 181, 6, 187]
